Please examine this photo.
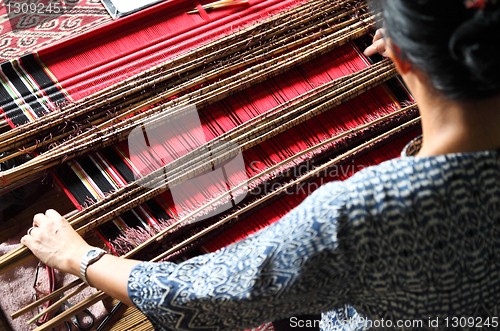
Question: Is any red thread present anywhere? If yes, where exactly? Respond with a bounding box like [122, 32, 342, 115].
[1, 173, 6, 187]
[18, 139, 39, 155]
[465, 0, 489, 10]
[196, 3, 211, 21]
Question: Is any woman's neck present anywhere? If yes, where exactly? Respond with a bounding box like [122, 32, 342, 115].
[418, 94, 500, 156]
[403, 73, 500, 156]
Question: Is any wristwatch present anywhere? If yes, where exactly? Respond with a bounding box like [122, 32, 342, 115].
[80, 248, 107, 286]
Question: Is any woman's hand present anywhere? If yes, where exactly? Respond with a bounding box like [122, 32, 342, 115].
[21, 209, 92, 276]
[22, 210, 140, 304]
[364, 29, 389, 57]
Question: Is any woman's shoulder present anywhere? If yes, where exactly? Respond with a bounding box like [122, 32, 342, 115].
[347, 147, 499, 190]
[340, 148, 500, 225]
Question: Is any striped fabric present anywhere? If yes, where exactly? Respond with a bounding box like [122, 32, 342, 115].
[55, 145, 174, 253]
[0, 53, 71, 128]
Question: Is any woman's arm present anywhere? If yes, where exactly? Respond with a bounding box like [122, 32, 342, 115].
[22, 181, 356, 330]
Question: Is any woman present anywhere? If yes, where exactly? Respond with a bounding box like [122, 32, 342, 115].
[21, 0, 500, 330]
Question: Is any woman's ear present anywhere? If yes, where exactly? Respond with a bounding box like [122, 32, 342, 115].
[385, 40, 412, 75]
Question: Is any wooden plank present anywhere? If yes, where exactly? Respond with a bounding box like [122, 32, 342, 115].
[100, 298, 153, 331]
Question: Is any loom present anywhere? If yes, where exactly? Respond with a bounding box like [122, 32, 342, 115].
[0, 0, 420, 330]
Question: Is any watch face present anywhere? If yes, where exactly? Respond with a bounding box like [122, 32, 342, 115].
[87, 250, 99, 259]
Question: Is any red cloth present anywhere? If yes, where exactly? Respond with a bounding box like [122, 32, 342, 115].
[0, 0, 111, 62]
[39, 0, 305, 100]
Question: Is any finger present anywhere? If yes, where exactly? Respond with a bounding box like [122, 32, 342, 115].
[45, 209, 62, 219]
[21, 235, 33, 248]
[33, 213, 49, 227]
[21, 235, 41, 257]
[364, 39, 387, 57]
[373, 28, 385, 43]
[25, 227, 42, 242]
[364, 45, 375, 57]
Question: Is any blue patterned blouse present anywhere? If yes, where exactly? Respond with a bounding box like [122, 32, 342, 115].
[128, 137, 500, 330]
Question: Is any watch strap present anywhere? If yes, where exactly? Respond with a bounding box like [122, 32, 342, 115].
[80, 248, 106, 286]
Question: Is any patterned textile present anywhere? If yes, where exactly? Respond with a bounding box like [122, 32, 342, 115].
[249, 323, 274, 331]
[400, 135, 423, 157]
[0, 0, 110, 62]
[128, 138, 500, 331]
[0, 52, 71, 127]
[319, 136, 425, 331]
[321, 306, 370, 331]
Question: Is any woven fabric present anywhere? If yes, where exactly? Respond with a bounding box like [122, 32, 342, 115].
[0, 0, 110, 62]
[401, 135, 423, 157]
[0, 52, 71, 127]
[40, 0, 305, 101]
[128, 143, 500, 331]
[249, 323, 275, 331]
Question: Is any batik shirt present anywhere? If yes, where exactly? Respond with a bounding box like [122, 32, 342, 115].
[128, 137, 500, 330]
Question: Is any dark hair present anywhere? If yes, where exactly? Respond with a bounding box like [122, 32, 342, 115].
[371, 0, 500, 100]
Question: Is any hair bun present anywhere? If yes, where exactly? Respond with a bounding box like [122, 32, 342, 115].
[449, 8, 500, 90]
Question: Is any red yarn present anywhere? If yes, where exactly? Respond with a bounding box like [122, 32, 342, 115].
[465, 0, 491, 10]
[1, 173, 6, 187]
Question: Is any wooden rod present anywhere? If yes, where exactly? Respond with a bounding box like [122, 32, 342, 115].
[0, 119, 8, 129]
[26, 283, 88, 325]
[32, 291, 107, 331]
[10, 279, 83, 319]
